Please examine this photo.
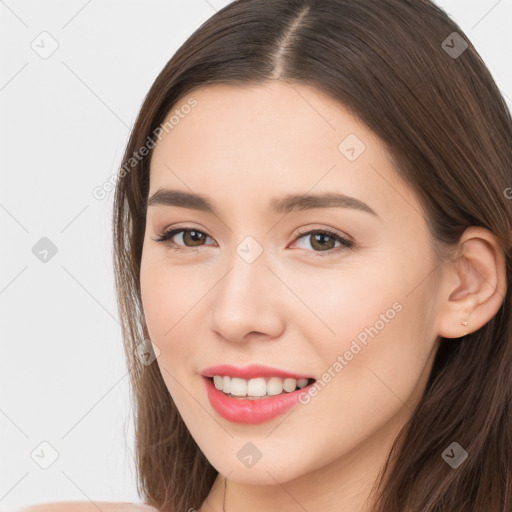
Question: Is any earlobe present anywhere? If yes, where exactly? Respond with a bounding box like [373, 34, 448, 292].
[437, 227, 507, 339]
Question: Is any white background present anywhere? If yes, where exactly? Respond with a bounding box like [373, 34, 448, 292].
[1, 0, 511, 510]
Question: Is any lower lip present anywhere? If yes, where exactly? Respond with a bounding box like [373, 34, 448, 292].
[203, 376, 313, 424]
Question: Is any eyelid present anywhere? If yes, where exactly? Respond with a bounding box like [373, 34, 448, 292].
[152, 224, 216, 248]
[292, 224, 353, 244]
[153, 223, 354, 256]
[154, 223, 352, 241]
[289, 226, 354, 257]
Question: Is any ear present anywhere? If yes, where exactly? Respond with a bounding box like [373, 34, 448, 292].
[437, 226, 507, 339]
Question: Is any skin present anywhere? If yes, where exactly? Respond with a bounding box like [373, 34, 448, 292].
[138, 81, 507, 512]
[16, 502, 156, 512]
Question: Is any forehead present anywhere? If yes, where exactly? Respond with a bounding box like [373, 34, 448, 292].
[152, 81, 375, 163]
[148, 81, 420, 221]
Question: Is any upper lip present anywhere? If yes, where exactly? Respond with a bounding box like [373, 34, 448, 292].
[201, 364, 314, 381]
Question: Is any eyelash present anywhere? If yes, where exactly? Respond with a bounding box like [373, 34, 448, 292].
[152, 225, 354, 258]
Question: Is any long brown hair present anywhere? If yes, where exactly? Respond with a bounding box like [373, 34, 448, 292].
[112, 1, 512, 510]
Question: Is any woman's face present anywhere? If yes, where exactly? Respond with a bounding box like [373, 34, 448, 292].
[140, 81, 445, 486]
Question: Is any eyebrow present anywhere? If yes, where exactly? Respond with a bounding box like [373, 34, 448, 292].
[146, 188, 378, 217]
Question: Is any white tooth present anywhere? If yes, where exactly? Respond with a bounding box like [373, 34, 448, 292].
[267, 377, 283, 396]
[247, 378, 267, 397]
[297, 378, 308, 388]
[222, 376, 231, 394]
[230, 377, 247, 397]
[283, 378, 297, 392]
[213, 375, 223, 390]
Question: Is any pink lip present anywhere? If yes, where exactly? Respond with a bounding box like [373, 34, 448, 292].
[202, 376, 314, 424]
[201, 364, 313, 380]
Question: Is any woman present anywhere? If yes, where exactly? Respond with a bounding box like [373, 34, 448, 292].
[22, 0, 512, 510]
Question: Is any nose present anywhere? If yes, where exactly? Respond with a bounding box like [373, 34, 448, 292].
[208, 246, 285, 343]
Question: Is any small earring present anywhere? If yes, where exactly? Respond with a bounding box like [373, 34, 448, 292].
[461, 320, 469, 327]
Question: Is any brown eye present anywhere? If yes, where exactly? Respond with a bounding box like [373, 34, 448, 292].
[292, 228, 354, 257]
[153, 228, 215, 251]
[181, 230, 207, 246]
[308, 232, 337, 251]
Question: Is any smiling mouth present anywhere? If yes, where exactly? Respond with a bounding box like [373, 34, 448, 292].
[208, 375, 316, 399]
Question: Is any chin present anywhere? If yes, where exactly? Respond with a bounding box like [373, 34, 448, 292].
[203, 446, 314, 485]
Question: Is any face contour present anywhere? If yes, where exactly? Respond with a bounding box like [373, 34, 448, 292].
[140, 81, 444, 501]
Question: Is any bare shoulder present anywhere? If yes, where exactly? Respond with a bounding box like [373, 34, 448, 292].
[16, 501, 159, 512]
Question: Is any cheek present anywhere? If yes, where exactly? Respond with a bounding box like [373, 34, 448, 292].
[140, 249, 198, 343]
[285, 255, 435, 408]
[286, 243, 434, 363]
[139, 248, 217, 387]
[279, 260, 402, 356]
[139, 255, 197, 406]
